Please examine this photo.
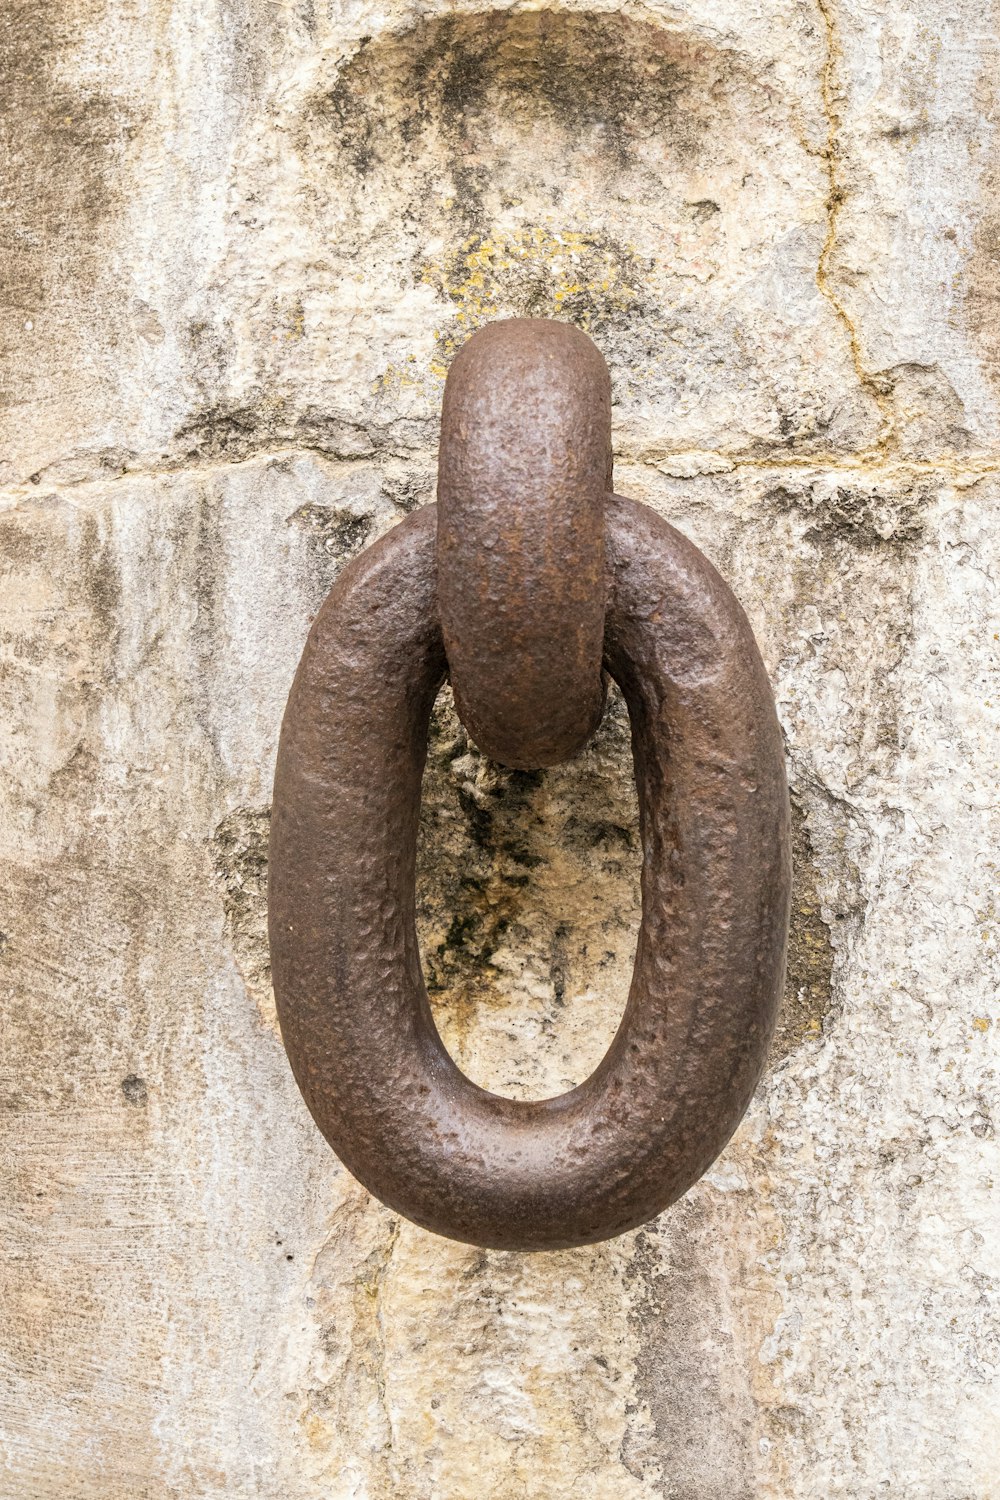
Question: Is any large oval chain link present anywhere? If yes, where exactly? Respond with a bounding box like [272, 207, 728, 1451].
[269, 320, 791, 1250]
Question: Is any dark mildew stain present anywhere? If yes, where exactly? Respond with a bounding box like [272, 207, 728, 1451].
[378, 468, 435, 514]
[173, 403, 382, 466]
[120, 1074, 148, 1107]
[288, 503, 375, 559]
[301, 8, 756, 374]
[772, 797, 836, 1062]
[417, 697, 549, 1000]
[174, 405, 267, 464]
[321, 10, 697, 176]
[767, 477, 928, 550]
[80, 511, 123, 652]
[0, 4, 129, 278]
[415, 684, 640, 1089]
[211, 807, 273, 1014]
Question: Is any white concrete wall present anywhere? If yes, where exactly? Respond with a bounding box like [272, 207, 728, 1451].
[1, 1, 998, 1494]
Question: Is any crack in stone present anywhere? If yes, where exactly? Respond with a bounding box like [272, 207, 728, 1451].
[622, 449, 1000, 479]
[4, 446, 1000, 513]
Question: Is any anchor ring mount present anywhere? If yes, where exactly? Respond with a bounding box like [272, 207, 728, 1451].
[268, 318, 791, 1252]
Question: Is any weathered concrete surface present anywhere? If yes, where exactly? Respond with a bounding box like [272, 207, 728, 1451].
[1, 0, 998, 1495]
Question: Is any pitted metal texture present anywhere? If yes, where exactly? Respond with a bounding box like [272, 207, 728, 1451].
[437, 319, 610, 769]
[270, 322, 791, 1248]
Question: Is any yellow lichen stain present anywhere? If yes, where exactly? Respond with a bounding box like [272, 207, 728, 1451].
[421, 225, 644, 373]
[370, 362, 428, 397]
[972, 1016, 991, 1032]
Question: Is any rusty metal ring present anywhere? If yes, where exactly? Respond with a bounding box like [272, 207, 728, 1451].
[269, 495, 790, 1251]
[437, 319, 610, 768]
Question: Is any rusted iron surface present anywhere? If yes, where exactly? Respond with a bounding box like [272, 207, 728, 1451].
[269, 479, 790, 1249]
[437, 318, 610, 768]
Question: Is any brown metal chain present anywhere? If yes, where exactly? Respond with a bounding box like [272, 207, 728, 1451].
[269, 318, 791, 1251]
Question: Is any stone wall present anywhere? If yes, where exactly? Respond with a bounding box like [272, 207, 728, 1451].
[1, 0, 998, 1494]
